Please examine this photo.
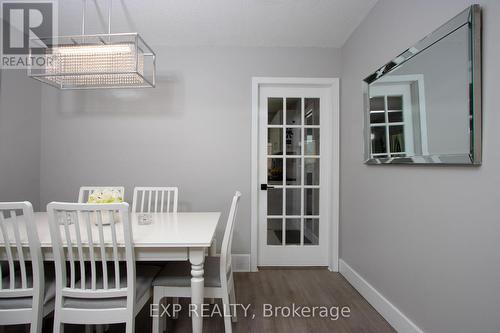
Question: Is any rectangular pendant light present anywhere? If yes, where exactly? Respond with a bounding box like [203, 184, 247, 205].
[28, 33, 156, 89]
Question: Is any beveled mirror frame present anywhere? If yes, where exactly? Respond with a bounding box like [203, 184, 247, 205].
[363, 4, 482, 165]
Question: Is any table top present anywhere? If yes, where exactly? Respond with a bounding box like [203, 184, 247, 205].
[2, 212, 221, 248]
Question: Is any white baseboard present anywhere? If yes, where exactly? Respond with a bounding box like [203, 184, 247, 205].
[231, 254, 251, 272]
[339, 259, 423, 333]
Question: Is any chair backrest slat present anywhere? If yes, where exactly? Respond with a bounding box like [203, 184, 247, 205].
[10, 211, 27, 289]
[47, 202, 134, 304]
[61, 212, 76, 289]
[95, 212, 108, 289]
[83, 211, 97, 290]
[78, 186, 125, 203]
[148, 190, 152, 214]
[0, 212, 15, 289]
[161, 191, 165, 213]
[72, 211, 86, 289]
[108, 211, 120, 289]
[140, 192, 145, 213]
[132, 187, 178, 213]
[0, 202, 44, 314]
[154, 191, 159, 212]
[220, 192, 241, 283]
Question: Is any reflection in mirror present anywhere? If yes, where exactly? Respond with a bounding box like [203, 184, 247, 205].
[304, 188, 319, 216]
[305, 128, 320, 156]
[286, 98, 301, 125]
[286, 128, 301, 155]
[304, 98, 320, 125]
[286, 188, 301, 215]
[286, 158, 301, 185]
[268, 158, 283, 185]
[304, 158, 319, 185]
[268, 98, 283, 125]
[285, 219, 301, 245]
[304, 218, 319, 245]
[267, 218, 282, 245]
[267, 188, 283, 216]
[364, 5, 481, 165]
[268, 128, 283, 155]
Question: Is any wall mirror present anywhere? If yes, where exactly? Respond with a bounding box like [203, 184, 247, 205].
[363, 5, 481, 165]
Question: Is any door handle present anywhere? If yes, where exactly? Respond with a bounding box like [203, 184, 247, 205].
[260, 184, 275, 190]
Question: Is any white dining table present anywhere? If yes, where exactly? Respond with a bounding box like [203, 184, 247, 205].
[0, 211, 221, 333]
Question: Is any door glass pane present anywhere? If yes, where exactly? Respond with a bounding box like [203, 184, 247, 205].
[371, 126, 386, 154]
[389, 125, 405, 153]
[304, 218, 319, 245]
[286, 98, 301, 125]
[370, 96, 385, 110]
[304, 188, 319, 216]
[387, 96, 402, 110]
[304, 98, 319, 125]
[285, 218, 301, 245]
[286, 188, 301, 216]
[370, 111, 385, 124]
[268, 98, 283, 125]
[304, 158, 319, 185]
[267, 218, 282, 245]
[268, 158, 283, 185]
[286, 158, 301, 185]
[388, 111, 403, 123]
[267, 188, 283, 216]
[268, 128, 283, 155]
[286, 128, 301, 155]
[304, 128, 320, 155]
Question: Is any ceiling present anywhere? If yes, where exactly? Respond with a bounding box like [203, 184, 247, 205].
[57, 0, 378, 48]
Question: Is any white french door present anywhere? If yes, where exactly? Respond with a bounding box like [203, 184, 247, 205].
[369, 84, 415, 158]
[257, 84, 335, 266]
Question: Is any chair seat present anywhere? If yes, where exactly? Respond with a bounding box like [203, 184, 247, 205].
[153, 256, 227, 288]
[63, 264, 160, 309]
[0, 264, 56, 309]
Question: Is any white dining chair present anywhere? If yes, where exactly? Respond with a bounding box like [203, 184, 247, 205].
[132, 187, 217, 258]
[46, 202, 160, 333]
[132, 186, 185, 316]
[151, 191, 241, 333]
[132, 186, 216, 318]
[131, 187, 178, 213]
[0, 202, 55, 333]
[78, 186, 125, 203]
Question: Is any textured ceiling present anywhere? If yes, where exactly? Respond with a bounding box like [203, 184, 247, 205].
[57, 0, 378, 48]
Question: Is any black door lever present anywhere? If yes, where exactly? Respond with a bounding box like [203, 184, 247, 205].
[261, 184, 275, 190]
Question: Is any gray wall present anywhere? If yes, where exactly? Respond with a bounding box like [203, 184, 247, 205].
[39, 46, 341, 253]
[0, 70, 41, 210]
[340, 1, 500, 332]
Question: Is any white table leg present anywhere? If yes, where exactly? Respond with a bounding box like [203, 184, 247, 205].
[189, 248, 205, 333]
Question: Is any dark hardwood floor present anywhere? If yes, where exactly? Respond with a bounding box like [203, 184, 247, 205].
[20, 269, 395, 333]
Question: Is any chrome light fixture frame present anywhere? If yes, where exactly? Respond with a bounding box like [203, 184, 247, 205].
[27, 0, 156, 90]
[28, 32, 156, 89]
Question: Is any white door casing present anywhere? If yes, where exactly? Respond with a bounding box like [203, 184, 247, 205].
[370, 74, 428, 157]
[251, 78, 339, 271]
[370, 84, 414, 157]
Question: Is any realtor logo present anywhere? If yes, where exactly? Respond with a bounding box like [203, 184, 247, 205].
[0, 0, 56, 68]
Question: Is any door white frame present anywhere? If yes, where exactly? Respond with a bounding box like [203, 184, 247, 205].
[251, 77, 339, 272]
[376, 74, 428, 155]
